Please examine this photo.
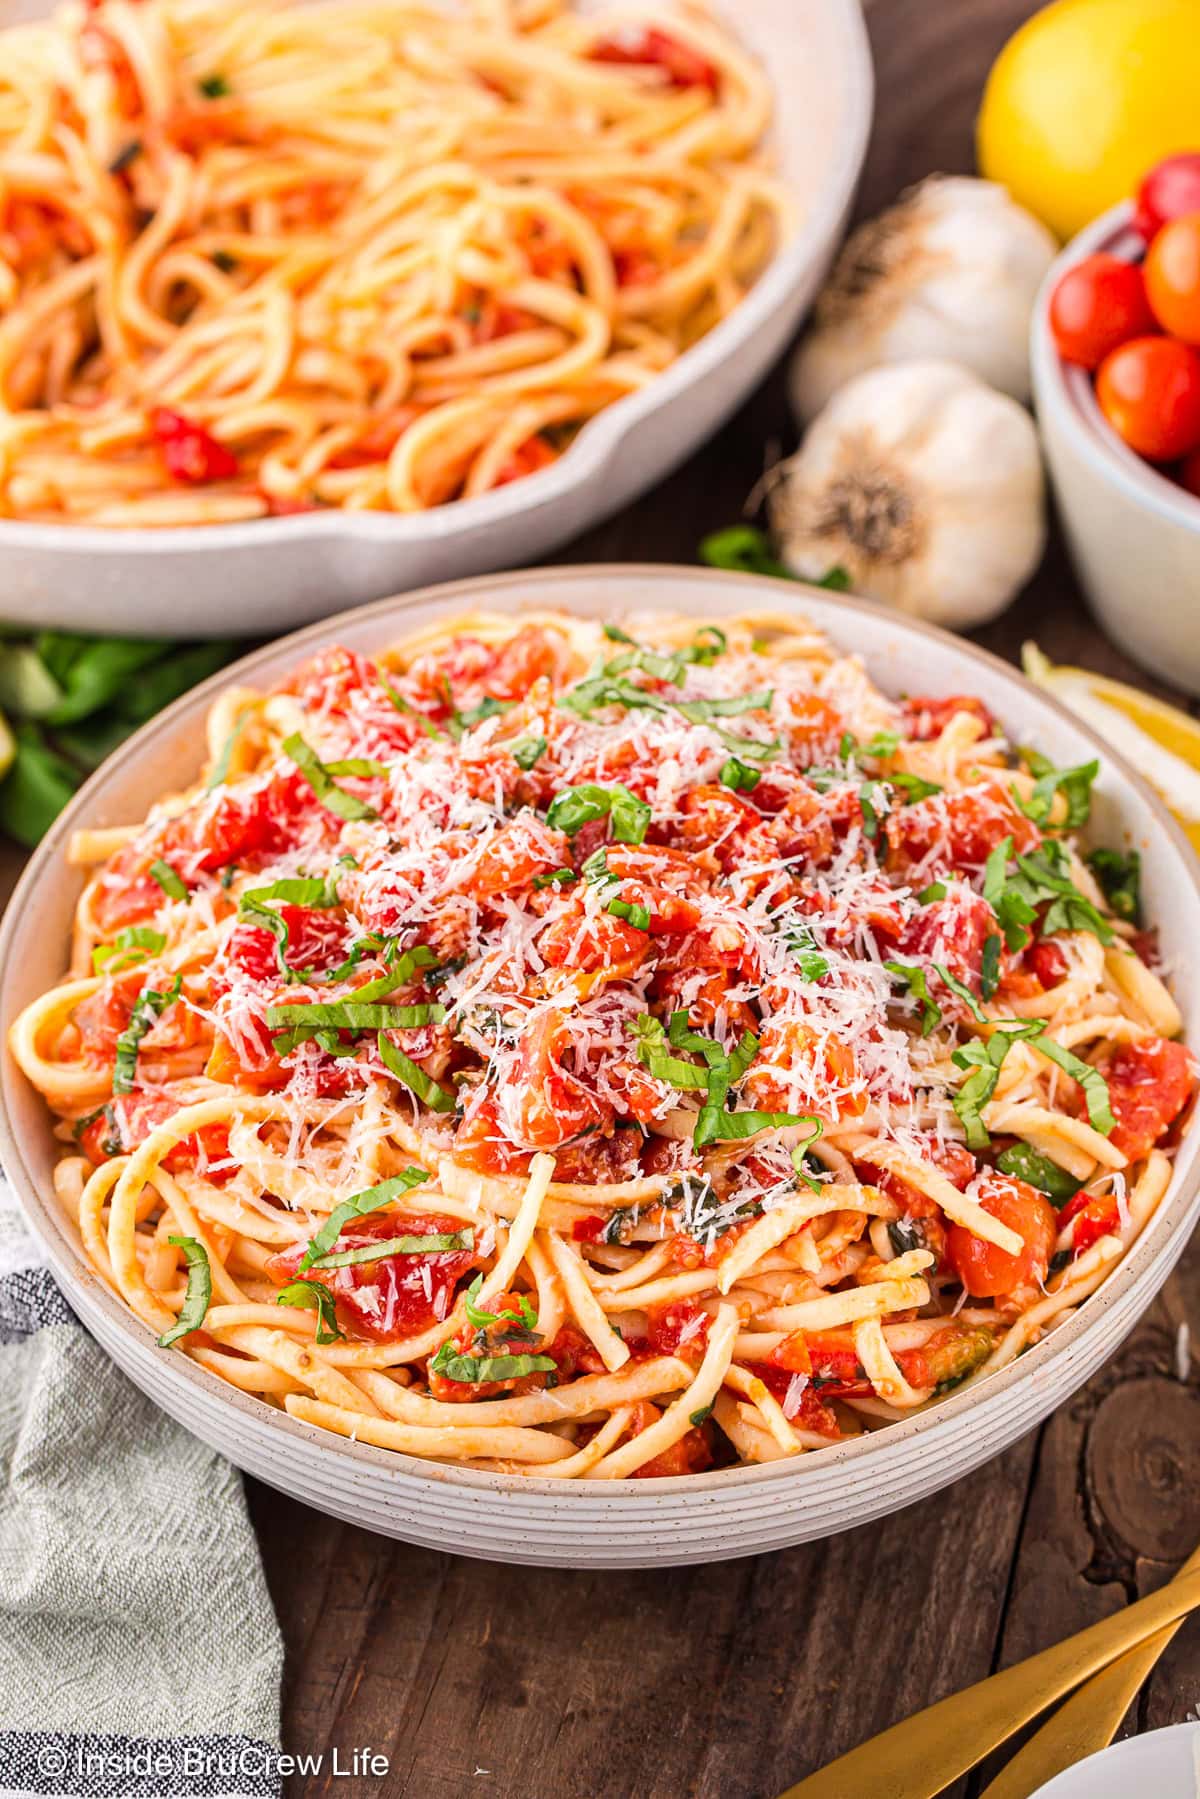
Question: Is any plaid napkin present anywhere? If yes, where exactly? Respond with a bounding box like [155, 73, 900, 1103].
[0, 1182, 284, 1799]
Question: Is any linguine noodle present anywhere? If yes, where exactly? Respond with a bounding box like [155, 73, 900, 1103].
[0, 0, 782, 524]
[11, 606, 1196, 1478]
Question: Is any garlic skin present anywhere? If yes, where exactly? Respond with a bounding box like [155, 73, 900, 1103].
[769, 359, 1045, 630]
[789, 176, 1057, 418]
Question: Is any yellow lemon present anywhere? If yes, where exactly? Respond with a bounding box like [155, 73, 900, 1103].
[1023, 644, 1200, 856]
[978, 0, 1200, 241]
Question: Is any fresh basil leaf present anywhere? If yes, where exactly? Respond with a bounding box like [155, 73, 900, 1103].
[781, 921, 829, 983]
[698, 524, 792, 578]
[1087, 847, 1141, 925]
[631, 1015, 710, 1090]
[44, 637, 169, 725]
[917, 881, 947, 904]
[995, 1143, 1082, 1203]
[980, 934, 1001, 1002]
[149, 858, 188, 901]
[92, 926, 165, 973]
[463, 1273, 537, 1332]
[284, 732, 376, 821]
[198, 71, 230, 97]
[157, 1235, 212, 1347]
[268, 1001, 444, 1035]
[312, 1229, 473, 1269]
[885, 961, 941, 1036]
[933, 963, 987, 1022]
[815, 565, 851, 592]
[950, 1019, 1048, 1148]
[532, 866, 577, 889]
[889, 771, 942, 802]
[1018, 753, 1099, 829]
[790, 1117, 824, 1194]
[694, 1105, 806, 1147]
[719, 756, 761, 792]
[112, 975, 182, 1093]
[430, 1345, 556, 1383]
[675, 690, 773, 723]
[324, 756, 390, 778]
[546, 782, 650, 844]
[376, 669, 442, 738]
[689, 1404, 714, 1426]
[275, 1278, 344, 1343]
[858, 779, 889, 840]
[510, 735, 547, 770]
[377, 1032, 456, 1111]
[298, 1168, 431, 1271]
[1028, 1035, 1115, 1135]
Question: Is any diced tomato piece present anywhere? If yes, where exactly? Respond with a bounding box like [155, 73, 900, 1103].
[645, 1299, 710, 1364]
[887, 787, 1039, 872]
[467, 817, 570, 899]
[149, 407, 238, 484]
[1029, 938, 1069, 988]
[944, 1175, 1057, 1300]
[902, 695, 995, 741]
[900, 891, 995, 987]
[552, 1126, 643, 1183]
[1103, 1036, 1196, 1161]
[495, 434, 557, 486]
[267, 1211, 478, 1343]
[1058, 1189, 1121, 1254]
[620, 1400, 715, 1477]
[589, 26, 719, 90]
[506, 1013, 613, 1149]
[453, 1093, 532, 1176]
[226, 905, 347, 981]
[77, 1091, 230, 1173]
[538, 902, 650, 974]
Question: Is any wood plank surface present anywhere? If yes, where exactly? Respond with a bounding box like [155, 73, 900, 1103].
[4, 0, 1196, 1792]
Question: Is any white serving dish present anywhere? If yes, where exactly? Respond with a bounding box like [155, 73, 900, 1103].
[0, 0, 872, 640]
[3, 565, 1199, 1568]
[1031, 201, 1200, 694]
[1031, 1722, 1200, 1798]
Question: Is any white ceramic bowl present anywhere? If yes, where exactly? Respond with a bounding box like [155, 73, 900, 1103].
[1, 0, 872, 641]
[4, 565, 1199, 1567]
[1031, 201, 1200, 694]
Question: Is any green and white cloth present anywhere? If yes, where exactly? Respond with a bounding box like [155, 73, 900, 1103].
[0, 1182, 284, 1799]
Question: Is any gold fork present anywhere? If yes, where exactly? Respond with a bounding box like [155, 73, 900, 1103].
[777, 1562, 1200, 1799]
[977, 1543, 1200, 1799]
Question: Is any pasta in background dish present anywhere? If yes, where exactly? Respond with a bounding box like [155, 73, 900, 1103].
[0, 0, 781, 524]
[11, 607, 1196, 1478]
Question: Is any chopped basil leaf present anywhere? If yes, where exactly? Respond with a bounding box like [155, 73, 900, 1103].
[631, 1015, 710, 1090]
[298, 1168, 431, 1271]
[510, 735, 547, 770]
[719, 756, 761, 792]
[377, 1032, 456, 1111]
[283, 732, 376, 821]
[781, 921, 829, 983]
[108, 139, 142, 174]
[995, 1143, 1082, 1203]
[149, 858, 188, 901]
[1087, 847, 1141, 925]
[675, 690, 773, 723]
[884, 961, 941, 1036]
[951, 1019, 1048, 1148]
[532, 866, 577, 889]
[275, 1278, 344, 1344]
[689, 1404, 714, 1426]
[324, 756, 390, 779]
[546, 782, 650, 844]
[376, 670, 442, 737]
[1028, 1035, 1115, 1135]
[816, 565, 851, 592]
[858, 780, 889, 839]
[312, 1229, 474, 1269]
[608, 897, 651, 930]
[157, 1235, 212, 1347]
[889, 771, 942, 802]
[790, 1117, 824, 1194]
[699, 524, 792, 578]
[198, 71, 230, 97]
[602, 623, 637, 645]
[933, 963, 987, 1022]
[430, 1345, 556, 1383]
[463, 1275, 537, 1332]
[1018, 751, 1099, 829]
[983, 836, 1113, 951]
[980, 934, 1001, 1002]
[917, 881, 947, 904]
[238, 872, 344, 972]
[448, 696, 513, 737]
[112, 975, 182, 1094]
[93, 925, 165, 973]
[268, 1000, 444, 1035]
[694, 1105, 806, 1147]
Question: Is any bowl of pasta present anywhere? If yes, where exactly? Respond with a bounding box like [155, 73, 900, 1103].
[0, 0, 872, 637]
[3, 564, 1198, 1567]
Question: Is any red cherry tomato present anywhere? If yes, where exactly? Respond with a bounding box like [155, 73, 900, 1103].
[1180, 446, 1200, 497]
[1144, 213, 1200, 345]
[1134, 153, 1200, 242]
[149, 407, 238, 483]
[1095, 336, 1200, 461]
[1049, 254, 1155, 369]
[944, 1176, 1057, 1301]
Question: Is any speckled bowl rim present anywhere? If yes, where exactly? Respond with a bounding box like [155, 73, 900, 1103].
[1030, 199, 1200, 532]
[2, 562, 1198, 1501]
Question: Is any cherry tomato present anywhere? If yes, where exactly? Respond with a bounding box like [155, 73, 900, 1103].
[1103, 1035, 1196, 1161]
[944, 1176, 1057, 1301]
[588, 27, 718, 91]
[1095, 336, 1200, 461]
[1180, 446, 1200, 497]
[1049, 254, 1155, 369]
[1134, 153, 1200, 243]
[1144, 213, 1200, 344]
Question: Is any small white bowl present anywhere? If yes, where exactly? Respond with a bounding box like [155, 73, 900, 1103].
[2, 564, 1199, 1567]
[1031, 202, 1200, 694]
[0, 0, 872, 640]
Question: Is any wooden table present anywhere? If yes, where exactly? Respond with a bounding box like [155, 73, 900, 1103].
[8, 2, 1198, 1793]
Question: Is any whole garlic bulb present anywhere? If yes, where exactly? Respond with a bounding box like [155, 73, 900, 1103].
[790, 176, 1057, 418]
[769, 359, 1045, 630]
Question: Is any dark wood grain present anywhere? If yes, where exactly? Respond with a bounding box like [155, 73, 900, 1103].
[7, 0, 1198, 1792]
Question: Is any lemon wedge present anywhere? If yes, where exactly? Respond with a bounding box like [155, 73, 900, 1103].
[1023, 643, 1200, 856]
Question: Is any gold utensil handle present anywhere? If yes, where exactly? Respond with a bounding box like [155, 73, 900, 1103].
[777, 1564, 1200, 1799]
[978, 1543, 1200, 1799]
